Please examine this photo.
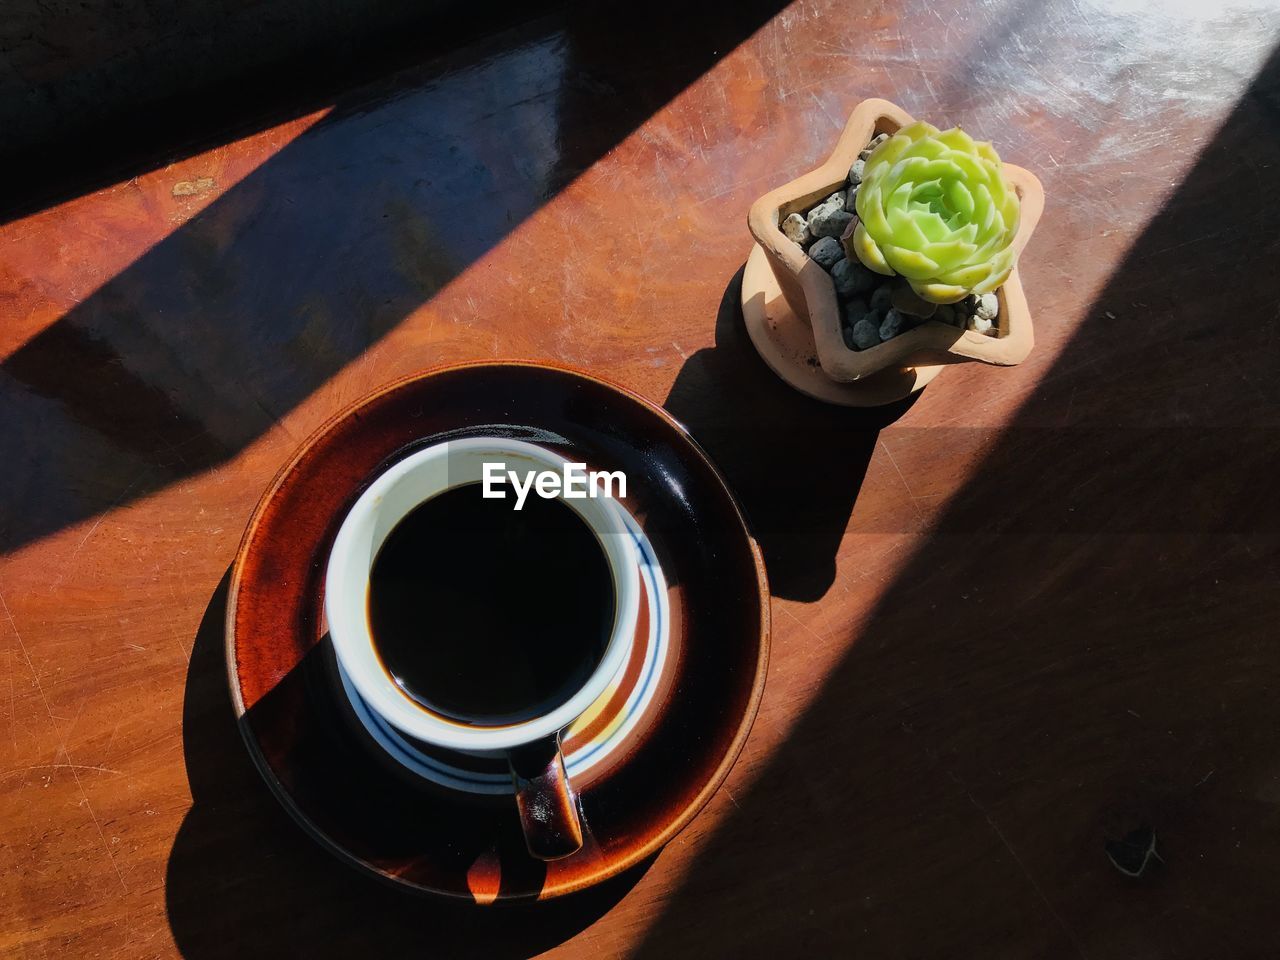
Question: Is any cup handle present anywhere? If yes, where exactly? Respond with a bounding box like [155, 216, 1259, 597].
[507, 734, 584, 861]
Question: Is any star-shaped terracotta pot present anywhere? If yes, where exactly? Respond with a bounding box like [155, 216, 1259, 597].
[743, 98, 1044, 406]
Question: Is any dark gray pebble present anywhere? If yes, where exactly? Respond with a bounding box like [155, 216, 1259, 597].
[847, 157, 866, 187]
[879, 308, 906, 341]
[807, 237, 844, 270]
[832, 257, 878, 299]
[841, 296, 870, 328]
[851, 315, 882, 350]
[808, 200, 854, 239]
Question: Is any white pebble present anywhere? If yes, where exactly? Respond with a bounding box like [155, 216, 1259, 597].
[974, 292, 999, 321]
[781, 213, 811, 247]
[860, 132, 889, 160]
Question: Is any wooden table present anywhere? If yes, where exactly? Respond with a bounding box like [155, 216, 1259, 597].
[4, 1, 1280, 956]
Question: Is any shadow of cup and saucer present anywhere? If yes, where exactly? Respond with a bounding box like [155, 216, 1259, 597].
[169, 356, 782, 955]
[166, 571, 653, 960]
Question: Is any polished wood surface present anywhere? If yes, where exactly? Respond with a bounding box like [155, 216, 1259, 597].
[3, 0, 1279, 956]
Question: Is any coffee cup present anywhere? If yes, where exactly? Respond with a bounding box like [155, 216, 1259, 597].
[324, 438, 639, 860]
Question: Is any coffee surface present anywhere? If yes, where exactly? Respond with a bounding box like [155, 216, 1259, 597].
[367, 482, 615, 725]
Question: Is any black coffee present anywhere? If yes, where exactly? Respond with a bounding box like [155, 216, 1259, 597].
[366, 482, 616, 725]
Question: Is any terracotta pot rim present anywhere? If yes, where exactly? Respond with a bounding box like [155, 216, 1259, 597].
[746, 98, 1043, 383]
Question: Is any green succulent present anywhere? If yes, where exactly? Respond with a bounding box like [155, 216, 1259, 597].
[850, 121, 1020, 304]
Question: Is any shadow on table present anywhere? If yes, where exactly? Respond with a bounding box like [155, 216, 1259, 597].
[166, 571, 652, 960]
[0, 0, 790, 557]
[0, 1, 560, 224]
[664, 266, 918, 602]
[628, 42, 1280, 960]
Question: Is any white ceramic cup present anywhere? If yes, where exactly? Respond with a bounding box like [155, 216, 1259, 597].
[324, 437, 639, 859]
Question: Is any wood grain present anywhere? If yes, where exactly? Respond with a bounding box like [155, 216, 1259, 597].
[3, 0, 1279, 956]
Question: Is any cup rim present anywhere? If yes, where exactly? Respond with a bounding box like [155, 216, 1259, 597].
[324, 437, 640, 752]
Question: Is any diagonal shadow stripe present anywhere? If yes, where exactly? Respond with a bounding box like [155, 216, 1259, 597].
[633, 35, 1280, 960]
[0, 1, 565, 224]
[0, 0, 791, 556]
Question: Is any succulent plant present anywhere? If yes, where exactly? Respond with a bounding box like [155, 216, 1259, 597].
[849, 122, 1020, 304]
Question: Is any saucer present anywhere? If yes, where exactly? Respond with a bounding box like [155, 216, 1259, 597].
[226, 361, 769, 901]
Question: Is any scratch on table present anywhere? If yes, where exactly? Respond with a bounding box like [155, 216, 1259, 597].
[878, 440, 924, 522]
[954, 772, 1088, 959]
[902, 34, 939, 104]
[249, 390, 291, 441]
[2, 590, 55, 727]
[7, 656, 14, 752]
[1146, 226, 1236, 259]
[48, 471, 148, 592]
[694, 169, 779, 207]
[778, 605, 828, 647]
[103, 721, 122, 755]
[59, 697, 87, 744]
[4, 762, 122, 781]
[808, 90, 840, 129]
[928, 4, 954, 46]
[4, 590, 128, 890]
[64, 748, 129, 892]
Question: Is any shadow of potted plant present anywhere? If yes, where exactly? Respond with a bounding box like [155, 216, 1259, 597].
[742, 98, 1043, 406]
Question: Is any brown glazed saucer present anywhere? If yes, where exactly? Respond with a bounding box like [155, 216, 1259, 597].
[226, 361, 770, 902]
